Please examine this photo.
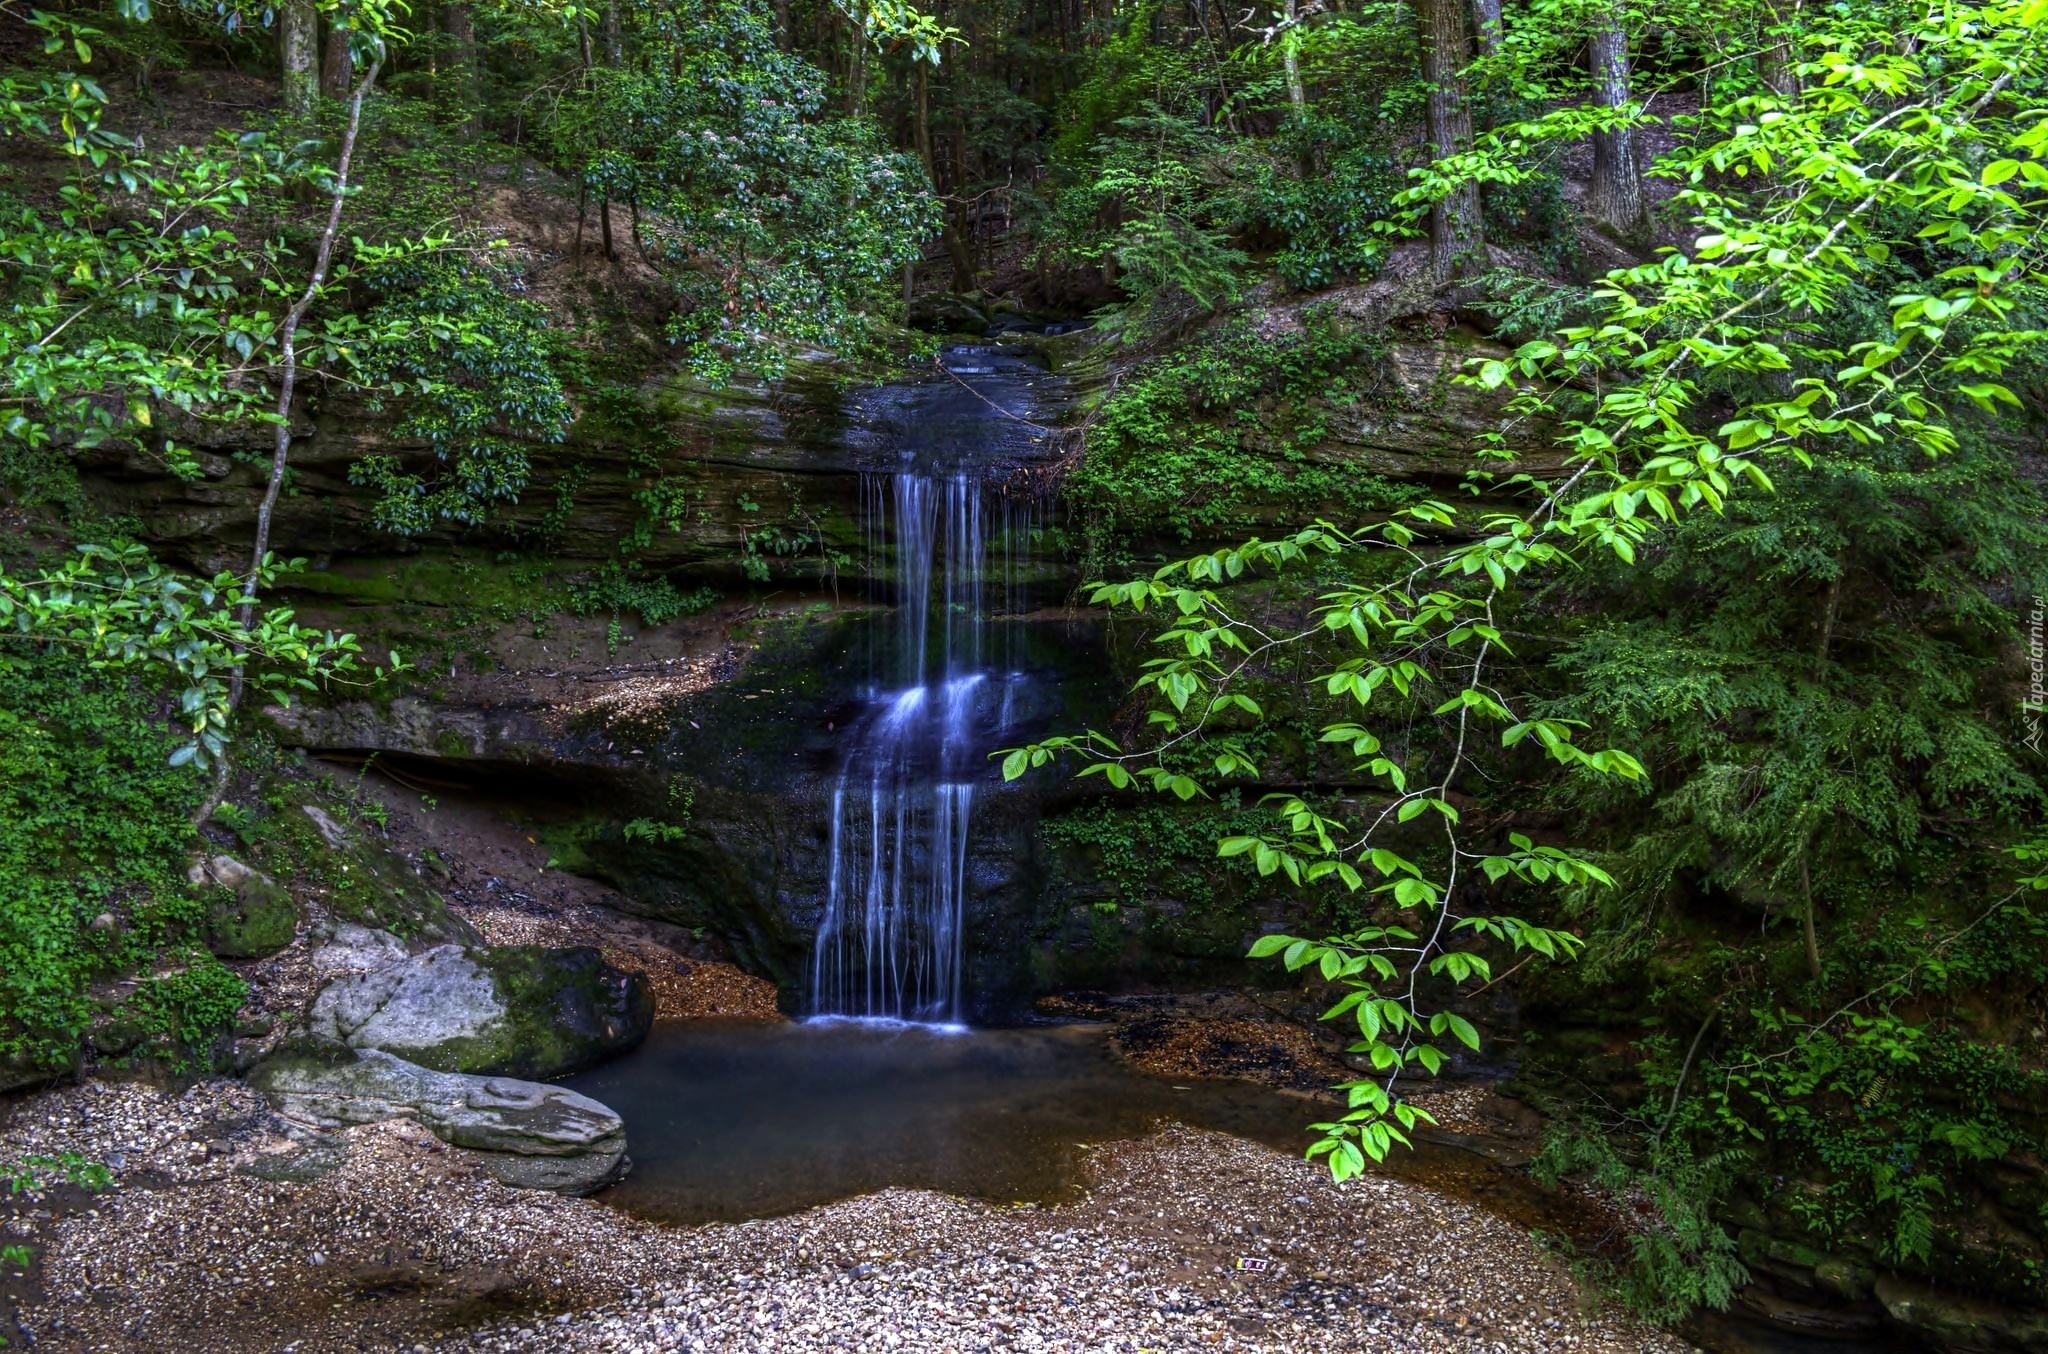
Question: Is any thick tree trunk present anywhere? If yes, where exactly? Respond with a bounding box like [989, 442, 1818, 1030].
[600, 2, 623, 67]
[1588, 21, 1648, 241]
[1470, 0, 1501, 56]
[279, 0, 318, 116]
[1416, 0, 1483, 280]
[445, 1, 478, 136]
[320, 17, 353, 100]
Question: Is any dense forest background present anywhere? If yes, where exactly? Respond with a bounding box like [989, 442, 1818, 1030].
[4, 0, 2048, 1335]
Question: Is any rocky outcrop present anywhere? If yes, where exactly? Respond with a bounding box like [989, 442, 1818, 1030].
[250, 1045, 628, 1193]
[308, 942, 651, 1078]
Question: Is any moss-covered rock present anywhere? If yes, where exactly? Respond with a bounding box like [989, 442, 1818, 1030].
[186, 853, 300, 959]
[203, 873, 299, 959]
[308, 943, 651, 1078]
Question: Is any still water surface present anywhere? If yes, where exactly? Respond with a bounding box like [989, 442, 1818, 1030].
[565, 1018, 1890, 1353]
[563, 1017, 1322, 1224]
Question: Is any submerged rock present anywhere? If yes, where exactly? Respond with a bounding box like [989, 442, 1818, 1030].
[308, 943, 652, 1078]
[250, 1044, 629, 1194]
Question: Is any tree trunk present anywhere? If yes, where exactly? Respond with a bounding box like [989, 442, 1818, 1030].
[1281, 0, 1307, 118]
[1588, 20, 1648, 242]
[846, 16, 866, 114]
[320, 16, 353, 100]
[1758, 0, 1798, 98]
[914, 61, 934, 179]
[280, 0, 318, 116]
[198, 53, 382, 825]
[445, 1, 478, 137]
[1470, 0, 1502, 56]
[949, 129, 977, 291]
[600, 1, 622, 67]
[1415, 0, 1483, 280]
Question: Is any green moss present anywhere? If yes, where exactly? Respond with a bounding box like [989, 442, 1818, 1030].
[202, 876, 298, 960]
[1067, 308, 1422, 552]
[402, 946, 652, 1079]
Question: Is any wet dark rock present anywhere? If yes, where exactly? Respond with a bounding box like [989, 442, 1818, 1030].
[1875, 1275, 2048, 1352]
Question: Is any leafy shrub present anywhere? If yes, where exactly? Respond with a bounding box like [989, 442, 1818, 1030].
[568, 564, 719, 627]
[0, 654, 225, 1067]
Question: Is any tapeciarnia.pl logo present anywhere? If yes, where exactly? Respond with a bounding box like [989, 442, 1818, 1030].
[2025, 595, 2045, 755]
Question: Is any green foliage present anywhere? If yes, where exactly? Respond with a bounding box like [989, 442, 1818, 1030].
[1066, 308, 1416, 546]
[559, 0, 940, 381]
[1007, 6, 2048, 1300]
[1532, 1126, 1748, 1322]
[1, 1151, 113, 1196]
[347, 257, 575, 535]
[0, 653, 231, 1067]
[1041, 793, 1262, 914]
[128, 951, 248, 1064]
[568, 564, 720, 628]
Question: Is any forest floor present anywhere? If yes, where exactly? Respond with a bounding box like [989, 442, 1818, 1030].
[2, 1078, 1691, 1353]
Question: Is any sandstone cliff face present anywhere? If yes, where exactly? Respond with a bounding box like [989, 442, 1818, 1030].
[87, 309, 1542, 1015]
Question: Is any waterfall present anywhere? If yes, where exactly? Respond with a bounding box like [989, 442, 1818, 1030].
[808, 348, 1042, 1024]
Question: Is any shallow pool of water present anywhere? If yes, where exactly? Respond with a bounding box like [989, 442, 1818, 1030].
[561, 1017, 1325, 1224]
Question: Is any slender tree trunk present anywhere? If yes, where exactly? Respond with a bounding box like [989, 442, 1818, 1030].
[320, 16, 353, 99]
[1758, 0, 1799, 98]
[846, 15, 866, 114]
[1470, 0, 1502, 56]
[914, 61, 934, 179]
[1799, 849, 1822, 979]
[1281, 0, 1307, 118]
[1416, 0, 1483, 280]
[1588, 20, 1648, 242]
[445, 1, 478, 137]
[949, 129, 977, 291]
[600, 1, 623, 67]
[280, 0, 318, 116]
[773, 0, 791, 45]
[198, 54, 382, 826]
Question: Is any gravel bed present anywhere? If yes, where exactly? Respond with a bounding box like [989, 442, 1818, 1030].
[3, 1080, 1692, 1353]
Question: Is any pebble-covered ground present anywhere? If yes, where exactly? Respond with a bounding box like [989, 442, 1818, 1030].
[2, 1079, 1692, 1354]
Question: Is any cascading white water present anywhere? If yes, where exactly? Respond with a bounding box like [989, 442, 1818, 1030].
[808, 349, 1043, 1024]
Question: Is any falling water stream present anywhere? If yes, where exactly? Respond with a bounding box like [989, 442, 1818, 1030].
[806, 347, 1040, 1023]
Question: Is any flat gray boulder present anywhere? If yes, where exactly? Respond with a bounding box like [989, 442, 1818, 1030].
[250, 1045, 628, 1194]
[308, 943, 650, 1079]
[309, 923, 411, 978]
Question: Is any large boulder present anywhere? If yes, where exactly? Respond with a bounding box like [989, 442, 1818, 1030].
[308, 943, 651, 1079]
[250, 1045, 629, 1193]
